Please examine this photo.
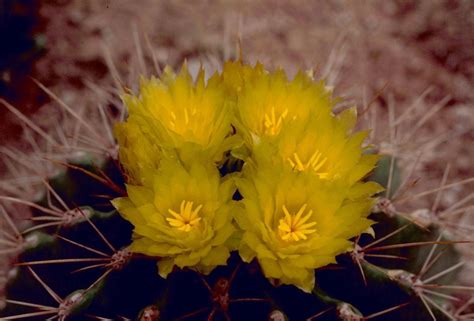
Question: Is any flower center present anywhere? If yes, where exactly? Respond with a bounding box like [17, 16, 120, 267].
[169, 107, 197, 130]
[263, 107, 288, 136]
[166, 200, 202, 232]
[287, 151, 329, 178]
[278, 204, 317, 242]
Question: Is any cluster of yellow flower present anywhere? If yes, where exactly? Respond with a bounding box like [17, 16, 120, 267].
[112, 61, 382, 292]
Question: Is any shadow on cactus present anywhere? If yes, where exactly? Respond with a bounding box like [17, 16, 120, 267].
[0, 61, 471, 320]
[0, 0, 46, 107]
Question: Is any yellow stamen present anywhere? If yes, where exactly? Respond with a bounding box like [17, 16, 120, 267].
[184, 108, 189, 125]
[278, 204, 317, 242]
[169, 112, 177, 129]
[166, 200, 202, 232]
[169, 107, 197, 130]
[288, 151, 329, 178]
[263, 107, 288, 136]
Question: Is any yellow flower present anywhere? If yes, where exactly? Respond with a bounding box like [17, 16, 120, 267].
[220, 60, 265, 97]
[112, 159, 236, 277]
[112, 60, 382, 293]
[114, 116, 161, 185]
[222, 62, 333, 145]
[234, 163, 382, 292]
[251, 107, 379, 184]
[118, 64, 235, 172]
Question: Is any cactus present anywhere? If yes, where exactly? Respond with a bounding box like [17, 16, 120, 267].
[0, 60, 472, 321]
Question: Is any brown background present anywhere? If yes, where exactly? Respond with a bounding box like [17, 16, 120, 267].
[1, 0, 473, 285]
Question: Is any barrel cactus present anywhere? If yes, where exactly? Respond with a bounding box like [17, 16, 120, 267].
[0, 60, 471, 321]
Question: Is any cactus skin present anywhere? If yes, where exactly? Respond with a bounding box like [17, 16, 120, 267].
[368, 155, 401, 198]
[0, 156, 463, 321]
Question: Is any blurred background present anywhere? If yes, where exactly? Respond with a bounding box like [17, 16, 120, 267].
[0, 0, 473, 279]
